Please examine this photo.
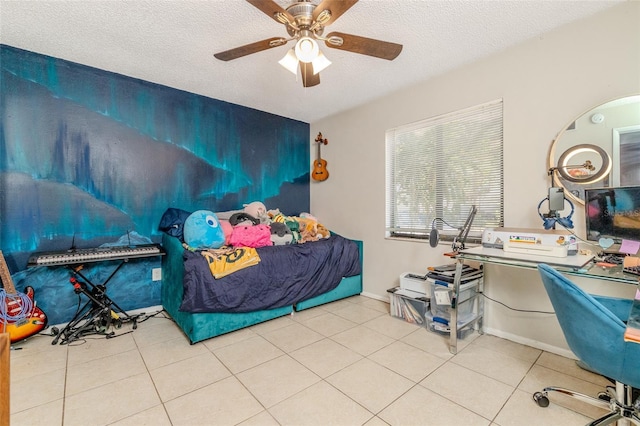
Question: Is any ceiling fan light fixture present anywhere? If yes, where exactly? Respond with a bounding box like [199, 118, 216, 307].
[311, 51, 331, 74]
[278, 49, 299, 75]
[295, 36, 319, 63]
[316, 10, 332, 25]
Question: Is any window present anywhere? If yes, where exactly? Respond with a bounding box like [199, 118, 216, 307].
[385, 99, 504, 243]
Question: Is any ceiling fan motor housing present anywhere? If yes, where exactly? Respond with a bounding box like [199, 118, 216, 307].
[285, 2, 324, 37]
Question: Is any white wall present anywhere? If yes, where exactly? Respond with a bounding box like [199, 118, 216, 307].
[310, 2, 640, 356]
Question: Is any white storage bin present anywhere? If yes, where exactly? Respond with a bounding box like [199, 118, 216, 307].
[387, 287, 429, 326]
[425, 311, 477, 339]
[429, 278, 479, 321]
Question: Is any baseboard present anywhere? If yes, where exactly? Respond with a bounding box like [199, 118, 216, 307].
[360, 291, 388, 302]
[483, 326, 576, 359]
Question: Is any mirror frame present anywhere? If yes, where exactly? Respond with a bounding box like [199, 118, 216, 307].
[548, 94, 640, 205]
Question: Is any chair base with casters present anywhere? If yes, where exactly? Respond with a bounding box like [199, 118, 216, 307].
[533, 264, 640, 426]
[533, 381, 640, 425]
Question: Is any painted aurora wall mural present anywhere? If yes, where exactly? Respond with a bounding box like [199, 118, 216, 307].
[0, 45, 310, 325]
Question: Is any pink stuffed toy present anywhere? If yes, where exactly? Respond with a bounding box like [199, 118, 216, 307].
[228, 224, 272, 248]
[219, 219, 233, 245]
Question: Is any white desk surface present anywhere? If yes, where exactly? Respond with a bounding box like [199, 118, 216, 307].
[459, 246, 595, 270]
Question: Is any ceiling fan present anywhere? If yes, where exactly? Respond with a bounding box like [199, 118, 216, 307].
[214, 0, 403, 87]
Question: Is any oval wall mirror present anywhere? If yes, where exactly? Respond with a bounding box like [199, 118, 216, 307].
[548, 95, 640, 205]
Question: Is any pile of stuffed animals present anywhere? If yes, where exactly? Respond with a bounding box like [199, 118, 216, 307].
[183, 201, 331, 250]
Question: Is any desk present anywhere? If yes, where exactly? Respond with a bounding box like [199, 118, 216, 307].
[449, 246, 639, 354]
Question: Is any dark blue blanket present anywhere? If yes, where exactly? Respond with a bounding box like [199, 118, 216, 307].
[179, 234, 361, 313]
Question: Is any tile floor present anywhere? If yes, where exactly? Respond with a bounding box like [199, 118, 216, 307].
[9, 295, 612, 425]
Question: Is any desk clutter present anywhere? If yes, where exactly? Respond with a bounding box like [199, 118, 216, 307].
[390, 264, 483, 337]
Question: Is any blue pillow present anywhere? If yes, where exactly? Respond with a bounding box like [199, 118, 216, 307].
[184, 210, 225, 249]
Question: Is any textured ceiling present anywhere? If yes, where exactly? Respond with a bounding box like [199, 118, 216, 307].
[0, 0, 623, 123]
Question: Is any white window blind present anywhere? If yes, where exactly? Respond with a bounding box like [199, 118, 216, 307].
[385, 99, 504, 242]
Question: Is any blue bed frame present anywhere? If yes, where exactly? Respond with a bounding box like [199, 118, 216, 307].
[161, 233, 363, 344]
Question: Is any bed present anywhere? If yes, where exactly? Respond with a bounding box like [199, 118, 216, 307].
[160, 212, 363, 344]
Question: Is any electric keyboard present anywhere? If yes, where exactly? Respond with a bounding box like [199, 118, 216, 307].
[28, 244, 164, 267]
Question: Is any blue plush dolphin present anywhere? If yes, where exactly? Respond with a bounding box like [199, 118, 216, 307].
[184, 210, 225, 249]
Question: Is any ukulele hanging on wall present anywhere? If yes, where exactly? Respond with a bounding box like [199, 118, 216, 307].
[312, 132, 329, 182]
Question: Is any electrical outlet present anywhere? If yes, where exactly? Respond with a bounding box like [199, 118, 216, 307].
[152, 268, 162, 281]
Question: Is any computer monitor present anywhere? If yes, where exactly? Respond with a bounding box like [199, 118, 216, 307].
[585, 186, 640, 244]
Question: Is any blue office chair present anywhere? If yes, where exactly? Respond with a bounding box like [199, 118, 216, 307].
[534, 264, 640, 425]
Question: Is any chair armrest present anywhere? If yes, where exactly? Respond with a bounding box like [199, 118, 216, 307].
[592, 295, 632, 323]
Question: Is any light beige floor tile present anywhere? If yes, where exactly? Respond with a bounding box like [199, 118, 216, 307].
[65, 348, 147, 396]
[400, 327, 455, 360]
[10, 398, 63, 426]
[236, 355, 320, 408]
[10, 342, 67, 382]
[10, 367, 65, 414]
[9, 333, 59, 354]
[378, 385, 490, 426]
[493, 388, 593, 426]
[471, 334, 542, 363]
[298, 312, 358, 337]
[355, 297, 390, 314]
[363, 416, 390, 426]
[110, 404, 172, 426]
[535, 351, 611, 387]
[326, 358, 414, 414]
[261, 322, 324, 353]
[138, 335, 208, 370]
[363, 313, 421, 340]
[290, 338, 362, 378]
[249, 314, 295, 334]
[331, 303, 385, 324]
[201, 326, 258, 351]
[64, 372, 161, 426]
[165, 376, 263, 425]
[420, 362, 515, 420]
[131, 316, 185, 347]
[150, 351, 231, 402]
[343, 295, 371, 305]
[331, 324, 395, 357]
[291, 305, 329, 322]
[319, 297, 358, 313]
[238, 410, 280, 426]
[268, 380, 374, 425]
[369, 340, 446, 382]
[66, 333, 137, 366]
[213, 335, 284, 374]
[518, 364, 610, 420]
[451, 343, 534, 387]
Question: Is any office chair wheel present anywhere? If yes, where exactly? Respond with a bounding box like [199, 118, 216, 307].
[50, 326, 59, 336]
[597, 391, 611, 402]
[533, 392, 550, 407]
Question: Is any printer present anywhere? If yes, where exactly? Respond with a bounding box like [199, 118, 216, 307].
[482, 227, 578, 257]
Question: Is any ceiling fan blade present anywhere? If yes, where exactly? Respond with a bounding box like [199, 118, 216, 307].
[312, 0, 358, 26]
[214, 37, 286, 61]
[300, 62, 320, 88]
[246, 0, 295, 25]
[324, 31, 402, 60]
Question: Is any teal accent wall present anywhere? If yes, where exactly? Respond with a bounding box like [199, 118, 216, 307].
[0, 45, 310, 324]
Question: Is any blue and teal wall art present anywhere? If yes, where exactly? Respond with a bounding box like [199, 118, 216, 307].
[0, 45, 310, 325]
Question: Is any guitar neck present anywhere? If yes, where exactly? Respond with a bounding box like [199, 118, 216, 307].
[0, 251, 17, 295]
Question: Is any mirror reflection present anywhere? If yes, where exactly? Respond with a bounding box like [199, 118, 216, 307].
[548, 95, 640, 204]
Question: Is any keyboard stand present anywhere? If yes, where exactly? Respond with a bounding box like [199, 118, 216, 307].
[52, 260, 141, 345]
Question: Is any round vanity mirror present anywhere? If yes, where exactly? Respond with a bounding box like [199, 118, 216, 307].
[548, 95, 640, 204]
